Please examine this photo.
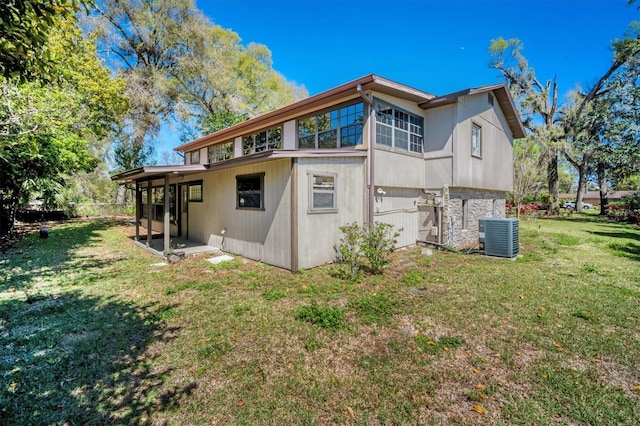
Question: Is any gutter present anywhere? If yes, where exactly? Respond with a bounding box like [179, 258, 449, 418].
[357, 84, 375, 224]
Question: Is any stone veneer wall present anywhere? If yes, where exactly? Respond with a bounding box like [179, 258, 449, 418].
[441, 187, 506, 248]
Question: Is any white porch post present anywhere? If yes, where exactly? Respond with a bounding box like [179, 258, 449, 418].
[163, 176, 170, 255]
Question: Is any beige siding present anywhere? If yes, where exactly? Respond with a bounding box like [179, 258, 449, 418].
[282, 119, 296, 149]
[186, 159, 292, 269]
[424, 104, 455, 153]
[296, 157, 365, 269]
[453, 94, 514, 191]
[373, 187, 421, 247]
[375, 148, 424, 188]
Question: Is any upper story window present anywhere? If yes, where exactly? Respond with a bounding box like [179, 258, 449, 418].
[297, 102, 363, 149]
[189, 150, 200, 164]
[243, 126, 281, 155]
[471, 123, 482, 157]
[208, 141, 234, 163]
[375, 100, 423, 154]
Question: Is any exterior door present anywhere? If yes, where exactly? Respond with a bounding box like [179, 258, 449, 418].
[180, 184, 188, 238]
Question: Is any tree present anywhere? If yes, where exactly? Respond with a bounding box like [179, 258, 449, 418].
[561, 24, 640, 213]
[490, 29, 640, 214]
[0, 16, 127, 235]
[511, 136, 545, 218]
[489, 37, 564, 215]
[0, 0, 93, 81]
[90, 0, 306, 172]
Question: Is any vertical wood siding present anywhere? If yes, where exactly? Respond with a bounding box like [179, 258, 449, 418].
[296, 157, 366, 269]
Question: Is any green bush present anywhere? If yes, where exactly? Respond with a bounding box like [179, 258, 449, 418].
[606, 192, 640, 224]
[337, 221, 400, 280]
[294, 302, 346, 330]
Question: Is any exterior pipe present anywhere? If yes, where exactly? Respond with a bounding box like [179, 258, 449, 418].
[357, 84, 375, 224]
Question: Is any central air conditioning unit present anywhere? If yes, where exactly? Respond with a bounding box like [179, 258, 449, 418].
[478, 218, 519, 258]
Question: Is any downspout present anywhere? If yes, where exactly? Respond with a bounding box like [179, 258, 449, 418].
[357, 84, 375, 224]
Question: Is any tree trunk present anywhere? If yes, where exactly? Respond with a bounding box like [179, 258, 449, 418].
[575, 163, 588, 212]
[597, 162, 609, 216]
[548, 151, 560, 215]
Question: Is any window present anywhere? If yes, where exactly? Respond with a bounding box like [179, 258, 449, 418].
[189, 181, 203, 202]
[309, 173, 337, 212]
[471, 123, 481, 157]
[375, 99, 423, 153]
[140, 185, 177, 221]
[243, 127, 281, 155]
[236, 174, 264, 209]
[297, 102, 363, 149]
[190, 150, 200, 164]
[208, 141, 234, 163]
[462, 199, 469, 230]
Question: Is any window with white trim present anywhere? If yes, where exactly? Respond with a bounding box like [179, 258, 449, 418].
[309, 173, 337, 212]
[236, 173, 264, 209]
[297, 102, 363, 149]
[208, 141, 234, 163]
[375, 99, 423, 153]
[243, 127, 281, 155]
[189, 150, 200, 164]
[471, 123, 482, 157]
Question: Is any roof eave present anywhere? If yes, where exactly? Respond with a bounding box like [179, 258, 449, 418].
[174, 74, 437, 153]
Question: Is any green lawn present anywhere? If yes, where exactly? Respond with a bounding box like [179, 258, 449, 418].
[1, 213, 639, 425]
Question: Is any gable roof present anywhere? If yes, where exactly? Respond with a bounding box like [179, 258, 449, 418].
[175, 75, 525, 153]
[419, 84, 526, 139]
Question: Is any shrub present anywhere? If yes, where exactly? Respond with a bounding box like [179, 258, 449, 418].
[337, 222, 400, 280]
[337, 222, 364, 281]
[361, 222, 400, 274]
[605, 193, 640, 224]
[294, 302, 346, 330]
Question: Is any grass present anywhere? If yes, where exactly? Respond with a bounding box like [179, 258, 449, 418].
[1, 212, 639, 424]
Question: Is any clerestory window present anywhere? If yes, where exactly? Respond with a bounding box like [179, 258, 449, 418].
[208, 141, 234, 163]
[297, 102, 363, 149]
[243, 127, 281, 155]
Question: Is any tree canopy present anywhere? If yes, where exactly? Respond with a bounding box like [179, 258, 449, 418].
[490, 23, 640, 214]
[0, 0, 94, 81]
[90, 0, 306, 171]
[0, 15, 128, 235]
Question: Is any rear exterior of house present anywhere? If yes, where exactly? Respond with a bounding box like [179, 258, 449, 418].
[112, 74, 525, 270]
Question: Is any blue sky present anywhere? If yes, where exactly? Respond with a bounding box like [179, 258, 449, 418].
[158, 0, 639, 159]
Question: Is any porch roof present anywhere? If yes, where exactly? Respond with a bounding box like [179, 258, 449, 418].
[110, 164, 208, 183]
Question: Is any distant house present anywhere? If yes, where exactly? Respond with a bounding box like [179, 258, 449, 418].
[560, 191, 637, 206]
[112, 74, 525, 270]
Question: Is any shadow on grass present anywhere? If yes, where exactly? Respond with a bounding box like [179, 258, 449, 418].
[0, 292, 195, 424]
[605, 241, 640, 261]
[0, 219, 124, 293]
[0, 219, 196, 423]
[589, 229, 640, 241]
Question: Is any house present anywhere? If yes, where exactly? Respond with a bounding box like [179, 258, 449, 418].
[559, 191, 637, 207]
[112, 74, 525, 270]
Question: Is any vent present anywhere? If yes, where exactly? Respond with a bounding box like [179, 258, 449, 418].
[478, 218, 519, 258]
